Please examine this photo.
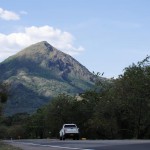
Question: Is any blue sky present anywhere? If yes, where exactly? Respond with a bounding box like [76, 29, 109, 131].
[0, 0, 150, 78]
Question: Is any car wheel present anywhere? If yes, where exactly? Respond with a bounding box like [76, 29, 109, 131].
[62, 135, 65, 140]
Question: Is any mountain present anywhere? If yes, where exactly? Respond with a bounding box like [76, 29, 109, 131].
[0, 41, 96, 115]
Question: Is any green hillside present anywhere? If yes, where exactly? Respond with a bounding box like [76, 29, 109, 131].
[0, 41, 96, 115]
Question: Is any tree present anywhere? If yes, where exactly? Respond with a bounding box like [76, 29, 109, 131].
[25, 108, 47, 139]
[113, 56, 150, 138]
[0, 83, 8, 102]
[0, 83, 8, 116]
[44, 94, 79, 137]
[85, 56, 150, 139]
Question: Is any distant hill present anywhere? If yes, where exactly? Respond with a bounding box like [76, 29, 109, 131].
[0, 41, 97, 115]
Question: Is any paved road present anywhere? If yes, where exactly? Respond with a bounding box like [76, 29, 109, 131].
[5, 139, 150, 150]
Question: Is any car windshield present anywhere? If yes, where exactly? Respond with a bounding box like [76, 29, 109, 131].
[64, 125, 76, 128]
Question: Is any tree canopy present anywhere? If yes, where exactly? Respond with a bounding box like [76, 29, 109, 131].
[1, 56, 150, 139]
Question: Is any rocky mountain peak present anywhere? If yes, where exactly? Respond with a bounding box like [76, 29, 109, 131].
[0, 41, 97, 115]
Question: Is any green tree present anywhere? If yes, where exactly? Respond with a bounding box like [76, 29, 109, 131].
[85, 57, 150, 139]
[0, 84, 9, 139]
[7, 125, 26, 139]
[45, 94, 78, 137]
[120, 57, 150, 138]
[25, 108, 47, 139]
[0, 83, 8, 115]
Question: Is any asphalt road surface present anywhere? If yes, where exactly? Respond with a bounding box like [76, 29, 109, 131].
[5, 139, 150, 150]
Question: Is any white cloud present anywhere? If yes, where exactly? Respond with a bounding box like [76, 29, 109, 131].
[0, 8, 20, 21]
[0, 25, 84, 62]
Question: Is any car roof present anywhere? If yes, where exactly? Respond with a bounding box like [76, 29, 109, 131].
[64, 124, 76, 125]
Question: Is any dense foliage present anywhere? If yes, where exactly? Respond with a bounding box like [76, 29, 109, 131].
[0, 56, 150, 139]
[0, 83, 8, 116]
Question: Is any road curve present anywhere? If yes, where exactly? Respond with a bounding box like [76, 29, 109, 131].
[4, 139, 150, 150]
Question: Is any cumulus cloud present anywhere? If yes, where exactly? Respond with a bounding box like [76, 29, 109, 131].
[0, 25, 84, 61]
[0, 8, 20, 20]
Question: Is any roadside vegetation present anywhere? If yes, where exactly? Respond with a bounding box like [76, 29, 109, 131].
[0, 141, 22, 150]
[0, 56, 150, 139]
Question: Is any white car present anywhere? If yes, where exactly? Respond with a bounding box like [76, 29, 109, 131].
[59, 124, 79, 140]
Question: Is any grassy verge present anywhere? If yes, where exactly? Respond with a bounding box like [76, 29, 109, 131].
[0, 141, 22, 150]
